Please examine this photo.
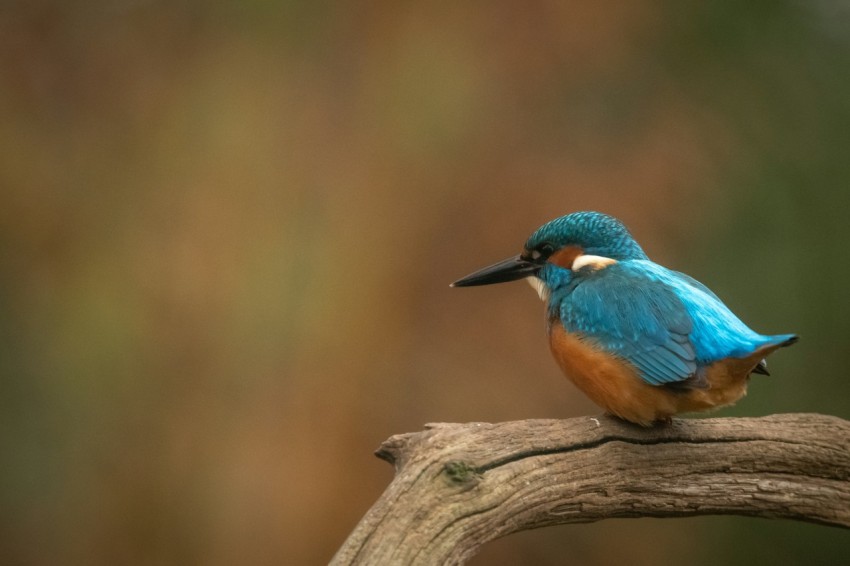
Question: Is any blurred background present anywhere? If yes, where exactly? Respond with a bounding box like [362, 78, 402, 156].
[2, 1, 850, 564]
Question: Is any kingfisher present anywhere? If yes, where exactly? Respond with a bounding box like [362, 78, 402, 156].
[451, 211, 797, 426]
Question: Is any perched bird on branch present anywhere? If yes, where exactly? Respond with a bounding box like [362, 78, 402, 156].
[452, 211, 797, 426]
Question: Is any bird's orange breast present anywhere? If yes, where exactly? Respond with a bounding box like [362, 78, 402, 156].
[548, 324, 755, 426]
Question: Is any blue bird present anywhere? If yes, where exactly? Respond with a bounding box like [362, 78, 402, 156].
[451, 211, 798, 426]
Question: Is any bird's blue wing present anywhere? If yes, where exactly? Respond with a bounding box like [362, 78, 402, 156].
[559, 263, 698, 386]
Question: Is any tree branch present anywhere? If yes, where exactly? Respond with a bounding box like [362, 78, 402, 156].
[332, 413, 850, 565]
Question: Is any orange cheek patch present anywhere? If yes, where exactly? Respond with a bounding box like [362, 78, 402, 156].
[549, 245, 583, 269]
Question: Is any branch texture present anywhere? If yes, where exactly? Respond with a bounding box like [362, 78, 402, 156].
[332, 413, 850, 565]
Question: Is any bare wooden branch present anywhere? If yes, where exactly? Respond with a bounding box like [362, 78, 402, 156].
[331, 413, 850, 565]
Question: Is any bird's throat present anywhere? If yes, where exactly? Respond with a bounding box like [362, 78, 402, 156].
[526, 276, 550, 302]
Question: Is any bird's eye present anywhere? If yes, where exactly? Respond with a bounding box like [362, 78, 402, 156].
[530, 243, 555, 261]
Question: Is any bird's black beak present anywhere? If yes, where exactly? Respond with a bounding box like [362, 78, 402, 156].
[451, 254, 542, 287]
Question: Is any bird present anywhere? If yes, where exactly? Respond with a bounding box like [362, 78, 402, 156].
[451, 211, 798, 426]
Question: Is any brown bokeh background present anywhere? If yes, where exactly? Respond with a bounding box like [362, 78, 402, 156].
[3, 2, 850, 565]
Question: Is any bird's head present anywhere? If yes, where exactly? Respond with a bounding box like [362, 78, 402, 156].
[451, 211, 647, 299]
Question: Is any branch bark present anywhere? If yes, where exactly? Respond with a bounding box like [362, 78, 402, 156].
[332, 413, 850, 565]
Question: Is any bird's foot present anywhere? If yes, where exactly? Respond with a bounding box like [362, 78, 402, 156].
[601, 412, 674, 428]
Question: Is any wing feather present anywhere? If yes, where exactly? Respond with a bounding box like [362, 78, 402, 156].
[559, 263, 698, 386]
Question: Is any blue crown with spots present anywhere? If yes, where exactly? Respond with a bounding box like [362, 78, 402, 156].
[525, 211, 649, 261]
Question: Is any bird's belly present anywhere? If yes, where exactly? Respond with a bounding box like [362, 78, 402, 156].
[548, 325, 751, 426]
[677, 359, 752, 412]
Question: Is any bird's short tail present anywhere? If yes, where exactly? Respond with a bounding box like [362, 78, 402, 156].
[767, 334, 800, 349]
[751, 334, 798, 376]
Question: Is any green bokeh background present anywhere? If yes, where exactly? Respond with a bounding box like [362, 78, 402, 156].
[2, 2, 849, 564]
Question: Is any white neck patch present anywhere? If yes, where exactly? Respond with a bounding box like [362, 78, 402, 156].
[572, 254, 617, 271]
[526, 276, 550, 302]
